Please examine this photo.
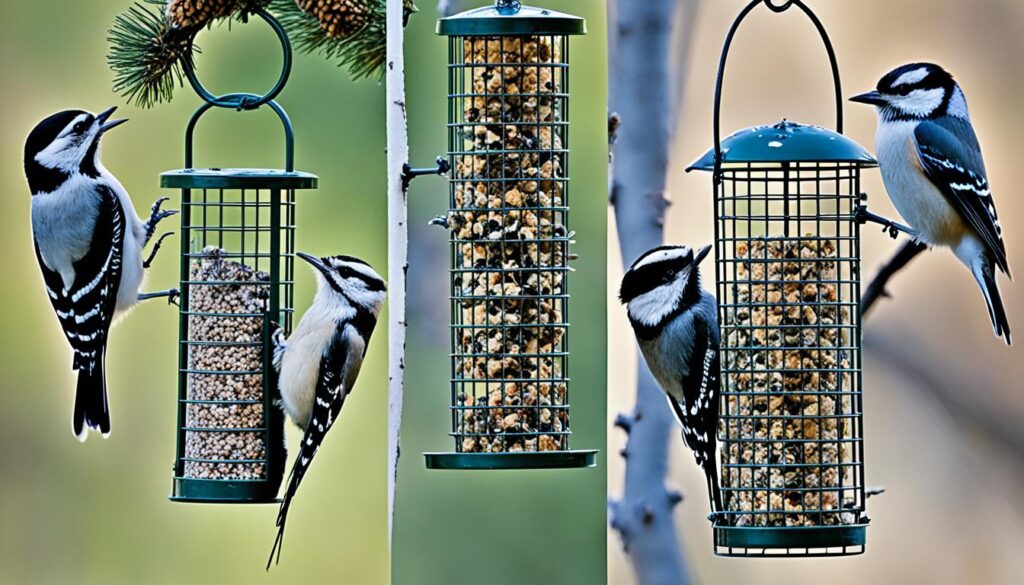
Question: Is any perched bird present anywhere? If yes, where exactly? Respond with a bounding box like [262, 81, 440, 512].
[267, 252, 386, 567]
[619, 244, 723, 517]
[852, 63, 1011, 344]
[26, 107, 176, 440]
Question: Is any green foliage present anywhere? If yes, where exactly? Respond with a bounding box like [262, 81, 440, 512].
[270, 0, 416, 82]
[107, 1, 192, 108]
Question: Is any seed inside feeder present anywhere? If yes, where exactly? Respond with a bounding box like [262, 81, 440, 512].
[720, 238, 857, 527]
[450, 35, 570, 453]
[184, 246, 270, 480]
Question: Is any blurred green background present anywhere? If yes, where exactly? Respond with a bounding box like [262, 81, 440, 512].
[0, 2, 387, 583]
[608, 1, 1024, 584]
[392, 2, 608, 584]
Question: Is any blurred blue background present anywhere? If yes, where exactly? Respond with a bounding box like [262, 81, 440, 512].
[0, 2, 387, 582]
[392, 1, 609, 584]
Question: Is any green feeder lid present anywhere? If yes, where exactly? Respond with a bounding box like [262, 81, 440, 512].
[437, 3, 586, 36]
[687, 120, 877, 171]
[161, 168, 318, 190]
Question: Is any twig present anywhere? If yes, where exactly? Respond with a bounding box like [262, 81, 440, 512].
[385, 0, 410, 548]
[860, 239, 928, 317]
[608, 0, 693, 583]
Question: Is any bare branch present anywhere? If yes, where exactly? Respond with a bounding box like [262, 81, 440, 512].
[860, 239, 928, 317]
[608, 0, 695, 583]
[386, 0, 411, 548]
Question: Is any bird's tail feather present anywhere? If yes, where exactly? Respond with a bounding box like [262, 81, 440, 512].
[74, 351, 110, 441]
[972, 255, 1012, 345]
[703, 452, 724, 517]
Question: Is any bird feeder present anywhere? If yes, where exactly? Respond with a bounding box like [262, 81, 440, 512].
[162, 9, 317, 503]
[423, 1, 596, 470]
[687, 0, 875, 556]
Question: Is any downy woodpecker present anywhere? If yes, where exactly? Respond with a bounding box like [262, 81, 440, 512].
[852, 63, 1011, 344]
[267, 252, 386, 567]
[619, 244, 723, 517]
[26, 107, 176, 440]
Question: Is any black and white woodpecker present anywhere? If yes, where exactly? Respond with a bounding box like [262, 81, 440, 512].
[25, 107, 177, 441]
[852, 63, 1012, 344]
[619, 244, 723, 517]
[267, 252, 386, 568]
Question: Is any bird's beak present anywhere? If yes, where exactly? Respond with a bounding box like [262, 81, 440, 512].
[96, 106, 128, 134]
[296, 252, 330, 275]
[849, 90, 887, 106]
[693, 244, 712, 266]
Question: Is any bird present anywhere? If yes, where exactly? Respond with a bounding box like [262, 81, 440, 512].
[26, 107, 177, 441]
[619, 244, 723, 518]
[267, 252, 386, 568]
[851, 63, 1011, 344]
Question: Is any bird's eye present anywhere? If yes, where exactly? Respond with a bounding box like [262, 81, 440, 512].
[665, 269, 677, 278]
[73, 122, 89, 134]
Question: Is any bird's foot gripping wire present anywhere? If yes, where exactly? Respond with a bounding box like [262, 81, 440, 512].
[854, 205, 918, 240]
[706, 511, 727, 525]
[138, 288, 179, 306]
[144, 197, 179, 245]
[143, 232, 174, 269]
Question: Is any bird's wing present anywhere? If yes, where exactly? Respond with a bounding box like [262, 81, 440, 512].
[35, 184, 125, 370]
[915, 118, 1008, 274]
[668, 311, 721, 459]
[269, 320, 370, 567]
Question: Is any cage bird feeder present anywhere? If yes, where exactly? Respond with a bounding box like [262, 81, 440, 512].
[687, 0, 877, 556]
[162, 9, 317, 503]
[422, 1, 596, 470]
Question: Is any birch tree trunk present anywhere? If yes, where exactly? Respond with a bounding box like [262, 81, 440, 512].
[385, 0, 410, 548]
[608, 1, 700, 583]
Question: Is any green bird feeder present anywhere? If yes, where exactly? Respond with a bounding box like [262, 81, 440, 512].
[163, 9, 317, 503]
[423, 1, 596, 470]
[687, 0, 876, 556]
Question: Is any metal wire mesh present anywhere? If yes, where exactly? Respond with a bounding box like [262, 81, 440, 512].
[446, 33, 573, 454]
[175, 186, 294, 486]
[713, 161, 867, 556]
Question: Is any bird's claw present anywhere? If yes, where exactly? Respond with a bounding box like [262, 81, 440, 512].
[144, 197, 179, 244]
[143, 231, 175, 269]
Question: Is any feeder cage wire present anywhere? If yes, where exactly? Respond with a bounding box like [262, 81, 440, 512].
[687, 0, 877, 556]
[423, 1, 596, 470]
[162, 8, 318, 503]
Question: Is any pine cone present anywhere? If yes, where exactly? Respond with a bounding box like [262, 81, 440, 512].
[167, 0, 242, 28]
[296, 0, 372, 40]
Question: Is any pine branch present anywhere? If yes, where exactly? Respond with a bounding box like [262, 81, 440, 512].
[270, 0, 417, 81]
[108, 1, 194, 108]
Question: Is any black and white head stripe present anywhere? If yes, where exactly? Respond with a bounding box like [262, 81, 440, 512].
[25, 108, 126, 193]
[620, 245, 711, 336]
[871, 63, 960, 120]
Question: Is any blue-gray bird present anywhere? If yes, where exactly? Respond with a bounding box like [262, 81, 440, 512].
[852, 63, 1011, 344]
[25, 107, 176, 440]
[619, 244, 722, 516]
[267, 252, 386, 568]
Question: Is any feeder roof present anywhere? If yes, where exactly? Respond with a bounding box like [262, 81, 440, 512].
[437, 4, 586, 36]
[687, 120, 877, 171]
[161, 168, 318, 190]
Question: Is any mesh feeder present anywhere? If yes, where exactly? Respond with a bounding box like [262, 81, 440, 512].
[687, 0, 877, 556]
[162, 8, 317, 503]
[422, 1, 596, 470]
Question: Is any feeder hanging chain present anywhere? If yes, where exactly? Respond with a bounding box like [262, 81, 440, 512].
[401, 156, 450, 190]
[854, 201, 918, 240]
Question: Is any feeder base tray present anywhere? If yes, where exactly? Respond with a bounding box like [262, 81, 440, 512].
[424, 450, 598, 470]
[170, 477, 282, 504]
[713, 524, 867, 557]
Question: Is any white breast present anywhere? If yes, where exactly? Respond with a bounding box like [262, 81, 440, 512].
[876, 120, 964, 247]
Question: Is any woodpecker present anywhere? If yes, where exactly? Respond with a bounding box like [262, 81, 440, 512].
[267, 252, 386, 568]
[852, 63, 1011, 344]
[619, 244, 723, 517]
[26, 107, 176, 440]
